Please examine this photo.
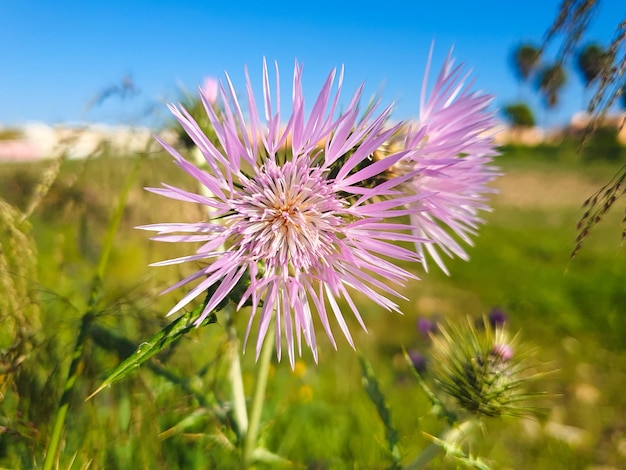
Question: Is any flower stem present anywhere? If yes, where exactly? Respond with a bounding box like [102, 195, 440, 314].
[227, 315, 249, 440]
[242, 325, 275, 468]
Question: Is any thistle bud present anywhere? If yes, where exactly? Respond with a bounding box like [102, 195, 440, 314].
[487, 307, 507, 327]
[417, 316, 438, 337]
[429, 317, 539, 418]
[408, 349, 428, 374]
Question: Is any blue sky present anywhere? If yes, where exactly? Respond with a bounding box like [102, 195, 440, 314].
[1, 0, 624, 128]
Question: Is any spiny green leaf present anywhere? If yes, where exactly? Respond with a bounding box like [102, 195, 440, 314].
[424, 432, 492, 470]
[87, 259, 253, 400]
[358, 355, 401, 467]
[86, 303, 216, 400]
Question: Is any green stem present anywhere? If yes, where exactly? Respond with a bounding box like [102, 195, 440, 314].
[227, 313, 249, 440]
[242, 325, 275, 468]
[42, 157, 141, 470]
[404, 420, 479, 470]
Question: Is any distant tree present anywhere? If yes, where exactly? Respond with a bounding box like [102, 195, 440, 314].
[503, 103, 536, 127]
[536, 63, 567, 109]
[510, 43, 541, 84]
[576, 43, 609, 87]
[544, 1, 624, 122]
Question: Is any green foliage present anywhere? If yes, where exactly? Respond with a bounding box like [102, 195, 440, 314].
[502, 103, 536, 127]
[581, 125, 626, 162]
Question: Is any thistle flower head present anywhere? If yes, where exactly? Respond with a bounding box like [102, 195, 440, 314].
[429, 317, 538, 418]
[402, 47, 501, 274]
[139, 59, 430, 367]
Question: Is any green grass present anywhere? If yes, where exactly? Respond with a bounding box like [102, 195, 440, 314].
[1, 144, 626, 469]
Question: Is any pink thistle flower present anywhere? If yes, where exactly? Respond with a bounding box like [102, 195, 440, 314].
[491, 343, 513, 362]
[402, 48, 500, 274]
[139, 60, 430, 367]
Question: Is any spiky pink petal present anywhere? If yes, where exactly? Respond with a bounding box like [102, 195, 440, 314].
[404, 47, 500, 274]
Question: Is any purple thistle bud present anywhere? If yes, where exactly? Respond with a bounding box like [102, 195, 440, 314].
[428, 318, 540, 417]
[417, 317, 438, 337]
[408, 350, 428, 373]
[488, 307, 507, 327]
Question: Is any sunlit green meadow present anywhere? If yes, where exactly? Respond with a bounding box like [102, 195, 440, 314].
[1, 141, 626, 469]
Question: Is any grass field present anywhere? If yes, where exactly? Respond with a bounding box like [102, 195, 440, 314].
[1, 141, 625, 469]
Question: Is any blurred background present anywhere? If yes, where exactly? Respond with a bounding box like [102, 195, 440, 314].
[1, 1, 626, 468]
